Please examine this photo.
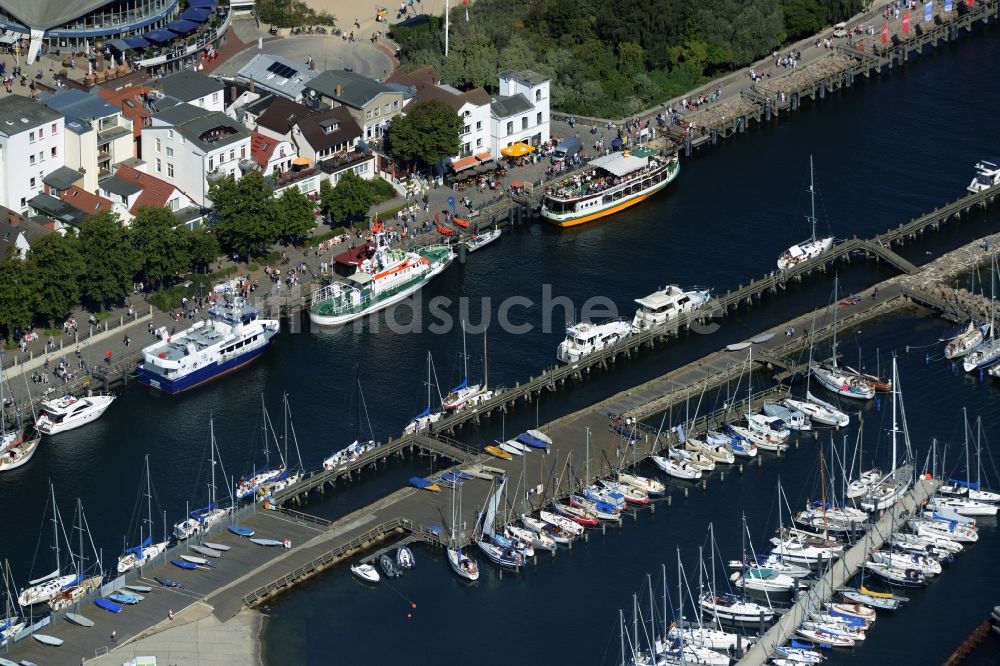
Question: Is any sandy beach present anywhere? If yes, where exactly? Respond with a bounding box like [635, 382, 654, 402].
[303, 0, 452, 35]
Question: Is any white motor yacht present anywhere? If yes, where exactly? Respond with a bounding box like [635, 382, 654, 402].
[967, 159, 1000, 193]
[556, 319, 632, 363]
[35, 393, 115, 435]
[631, 285, 710, 332]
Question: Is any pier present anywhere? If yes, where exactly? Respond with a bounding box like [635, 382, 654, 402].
[737, 476, 939, 666]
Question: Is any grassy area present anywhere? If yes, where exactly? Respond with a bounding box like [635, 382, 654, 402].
[256, 0, 335, 28]
[94, 311, 112, 321]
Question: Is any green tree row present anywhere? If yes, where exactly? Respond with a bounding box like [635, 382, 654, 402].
[393, 0, 866, 118]
[318, 172, 399, 226]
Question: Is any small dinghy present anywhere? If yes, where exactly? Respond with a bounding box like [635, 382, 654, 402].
[171, 559, 198, 570]
[396, 546, 415, 570]
[516, 432, 550, 453]
[180, 554, 209, 566]
[378, 554, 401, 578]
[32, 633, 63, 647]
[95, 598, 122, 613]
[204, 542, 231, 551]
[408, 476, 441, 492]
[154, 576, 180, 588]
[0, 658, 18, 666]
[351, 563, 380, 584]
[483, 445, 513, 460]
[752, 333, 776, 344]
[726, 342, 751, 351]
[65, 612, 94, 627]
[124, 584, 152, 593]
[249, 538, 284, 547]
[108, 591, 140, 605]
[228, 525, 255, 537]
[189, 545, 222, 558]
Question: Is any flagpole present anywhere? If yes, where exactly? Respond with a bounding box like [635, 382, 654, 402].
[444, 0, 449, 57]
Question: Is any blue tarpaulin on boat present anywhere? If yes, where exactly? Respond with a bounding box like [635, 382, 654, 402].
[166, 19, 201, 35]
[415, 406, 431, 418]
[948, 479, 981, 490]
[449, 379, 468, 392]
[409, 476, 434, 489]
[187, 0, 217, 7]
[124, 35, 150, 48]
[125, 534, 152, 556]
[516, 432, 549, 451]
[180, 7, 212, 22]
[143, 30, 177, 44]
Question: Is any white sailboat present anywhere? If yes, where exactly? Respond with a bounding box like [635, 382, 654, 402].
[777, 156, 834, 271]
[858, 357, 911, 512]
[174, 419, 232, 540]
[404, 352, 444, 434]
[967, 253, 1000, 372]
[48, 498, 104, 612]
[441, 323, 489, 411]
[812, 277, 874, 400]
[18, 486, 79, 606]
[447, 479, 479, 581]
[324, 373, 377, 471]
[117, 455, 168, 573]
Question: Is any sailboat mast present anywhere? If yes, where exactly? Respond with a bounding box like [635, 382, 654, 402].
[425, 352, 432, 410]
[210, 418, 217, 507]
[483, 329, 488, 389]
[461, 320, 468, 382]
[963, 407, 970, 487]
[77, 498, 84, 575]
[662, 562, 668, 640]
[832, 276, 839, 368]
[891, 358, 898, 472]
[51, 484, 60, 572]
[145, 454, 153, 544]
[809, 154, 817, 242]
[585, 427, 591, 485]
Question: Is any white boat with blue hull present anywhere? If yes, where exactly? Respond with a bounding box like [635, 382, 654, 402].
[137, 297, 278, 394]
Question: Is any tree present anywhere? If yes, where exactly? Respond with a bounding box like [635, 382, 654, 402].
[386, 100, 463, 168]
[130, 207, 190, 289]
[27, 233, 85, 326]
[210, 172, 279, 260]
[187, 228, 221, 273]
[320, 172, 375, 226]
[77, 212, 140, 310]
[0, 247, 37, 339]
[274, 187, 317, 245]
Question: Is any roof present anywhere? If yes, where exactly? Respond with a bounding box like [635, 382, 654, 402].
[60, 186, 113, 215]
[589, 152, 649, 177]
[157, 71, 224, 104]
[98, 174, 143, 198]
[499, 70, 550, 86]
[295, 106, 361, 151]
[490, 93, 533, 119]
[28, 194, 89, 227]
[153, 102, 210, 126]
[305, 70, 396, 108]
[254, 96, 313, 135]
[0, 0, 112, 30]
[386, 65, 489, 112]
[95, 84, 153, 125]
[114, 164, 179, 213]
[236, 53, 318, 100]
[0, 95, 62, 134]
[243, 94, 278, 117]
[176, 112, 249, 152]
[250, 130, 280, 168]
[42, 166, 84, 191]
[41, 89, 117, 124]
[0, 207, 49, 260]
[634, 287, 690, 311]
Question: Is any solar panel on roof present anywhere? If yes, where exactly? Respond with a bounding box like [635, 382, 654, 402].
[266, 62, 296, 79]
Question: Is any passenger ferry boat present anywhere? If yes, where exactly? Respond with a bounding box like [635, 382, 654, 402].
[137, 297, 279, 395]
[540, 147, 679, 227]
[556, 319, 632, 363]
[631, 285, 710, 332]
[309, 223, 454, 327]
[968, 159, 1000, 193]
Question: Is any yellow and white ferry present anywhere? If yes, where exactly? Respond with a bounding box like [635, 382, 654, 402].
[540, 147, 679, 227]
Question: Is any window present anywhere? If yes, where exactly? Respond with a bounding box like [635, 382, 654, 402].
[50, 147, 57, 158]
[229, 149, 235, 162]
[19, 197, 25, 209]
[156, 138, 162, 152]
[29, 177, 35, 187]
[38, 151, 43, 163]
[240, 145, 246, 159]
[462, 124, 470, 135]
[156, 158, 162, 173]
[476, 121, 482, 131]
[506, 121, 513, 135]
[50, 123, 57, 134]
[169, 198, 178, 211]
[393, 100, 399, 110]
[476, 138, 483, 148]
[167, 163, 174, 177]
[167, 130, 173, 139]
[366, 110, 372, 119]
[521, 117, 528, 130]
[535, 89, 542, 102]
[38, 127, 43, 138]
[384, 104, 390, 114]
[212, 92, 220, 103]
[29, 131, 35, 143]
[166, 147, 173, 157]
[537, 111, 542, 125]
[29, 154, 35, 165]
[374, 107, 380, 117]
[208, 157, 214, 171]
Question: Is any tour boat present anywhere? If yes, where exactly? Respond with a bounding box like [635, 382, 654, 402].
[967, 158, 1000, 193]
[631, 285, 711, 332]
[556, 318, 632, 363]
[462, 227, 501, 253]
[137, 297, 279, 394]
[350, 563, 380, 584]
[540, 147, 679, 227]
[777, 157, 834, 271]
[35, 393, 115, 435]
[309, 223, 454, 326]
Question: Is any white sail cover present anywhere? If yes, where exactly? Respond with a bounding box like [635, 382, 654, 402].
[481, 477, 506, 538]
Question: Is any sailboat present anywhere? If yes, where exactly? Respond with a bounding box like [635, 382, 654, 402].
[0, 362, 25, 455]
[812, 277, 874, 400]
[0, 374, 39, 473]
[476, 477, 524, 569]
[48, 499, 103, 612]
[257, 393, 304, 499]
[939, 414, 1000, 504]
[447, 479, 479, 581]
[782, 342, 849, 428]
[858, 357, 912, 513]
[968, 253, 1000, 372]
[117, 456, 168, 573]
[1, 561, 26, 644]
[699, 525, 775, 624]
[18, 486, 80, 606]
[324, 374, 377, 471]
[235, 396, 293, 500]
[174, 419, 232, 540]
[441, 323, 489, 411]
[777, 156, 834, 271]
[404, 352, 444, 434]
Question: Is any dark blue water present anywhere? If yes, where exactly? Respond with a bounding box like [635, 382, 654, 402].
[3, 23, 1000, 666]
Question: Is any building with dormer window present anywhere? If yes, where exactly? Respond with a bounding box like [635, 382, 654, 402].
[491, 69, 550, 154]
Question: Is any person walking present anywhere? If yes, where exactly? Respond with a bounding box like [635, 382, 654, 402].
[110, 629, 117, 643]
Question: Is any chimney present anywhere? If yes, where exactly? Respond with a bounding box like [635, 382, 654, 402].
[335, 84, 343, 97]
[248, 80, 255, 93]
[230, 85, 237, 103]
[9, 212, 20, 226]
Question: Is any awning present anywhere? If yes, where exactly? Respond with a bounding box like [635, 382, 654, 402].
[187, 0, 218, 8]
[166, 19, 201, 35]
[292, 157, 311, 166]
[106, 38, 131, 52]
[450, 155, 478, 172]
[143, 30, 177, 44]
[0, 34, 18, 45]
[124, 35, 150, 48]
[180, 7, 213, 22]
[500, 142, 535, 158]
[474, 151, 493, 162]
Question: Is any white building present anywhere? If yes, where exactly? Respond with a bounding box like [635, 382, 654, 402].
[98, 163, 197, 224]
[0, 95, 65, 213]
[491, 70, 550, 154]
[234, 53, 318, 102]
[156, 71, 226, 113]
[141, 102, 252, 207]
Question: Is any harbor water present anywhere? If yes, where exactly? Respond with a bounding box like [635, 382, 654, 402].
[3, 24, 1000, 666]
